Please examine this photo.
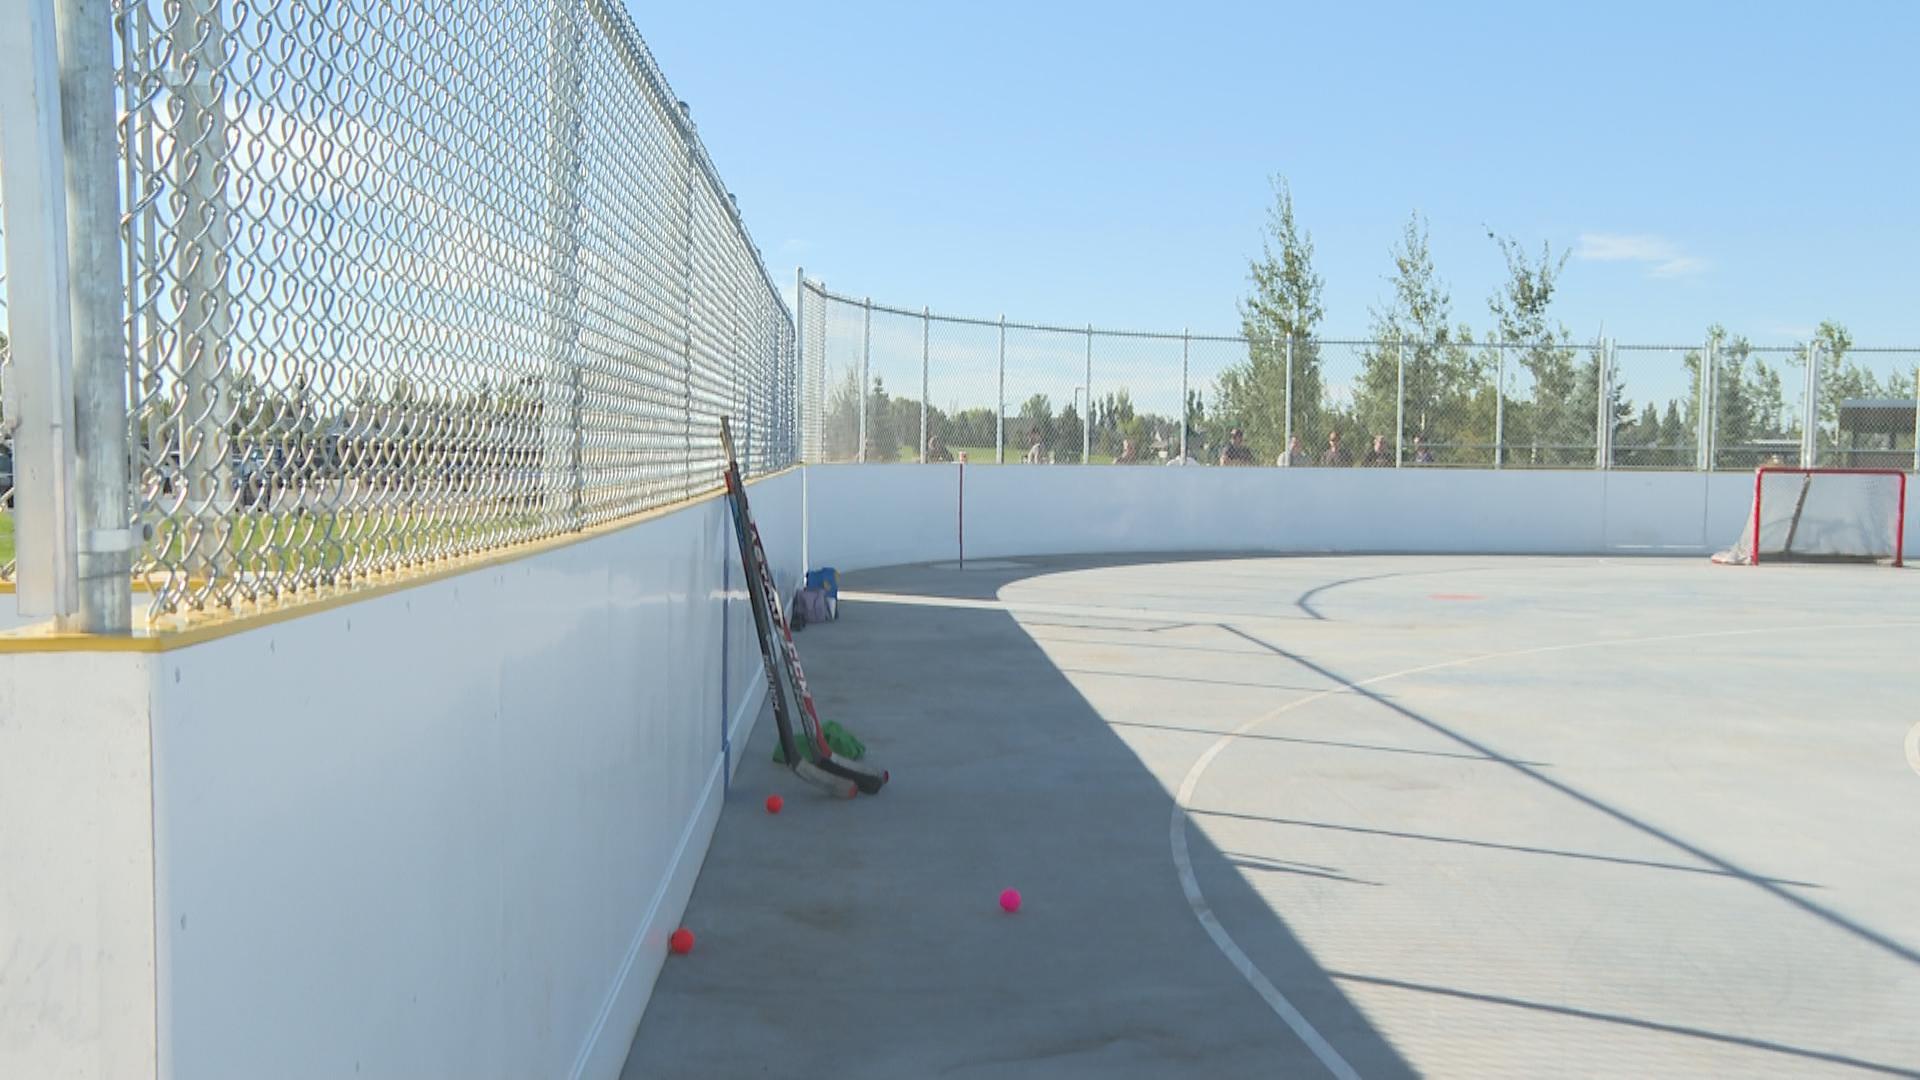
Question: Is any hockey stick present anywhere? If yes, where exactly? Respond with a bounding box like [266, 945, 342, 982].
[743, 514, 888, 794]
[1779, 471, 1814, 559]
[720, 420, 888, 796]
[724, 472, 851, 798]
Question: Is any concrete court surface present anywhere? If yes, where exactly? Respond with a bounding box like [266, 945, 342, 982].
[623, 555, 1920, 1079]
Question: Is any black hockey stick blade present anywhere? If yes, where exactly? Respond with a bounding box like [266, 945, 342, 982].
[818, 754, 889, 795]
[794, 760, 859, 799]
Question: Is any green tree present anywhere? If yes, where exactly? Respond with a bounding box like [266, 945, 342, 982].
[1682, 325, 1788, 465]
[1620, 402, 1661, 466]
[1660, 402, 1689, 465]
[866, 377, 899, 462]
[948, 406, 996, 451]
[1016, 393, 1053, 459]
[1094, 390, 1137, 456]
[1811, 320, 1873, 448]
[1357, 213, 1482, 461]
[823, 367, 860, 461]
[1487, 234, 1580, 464]
[1056, 402, 1084, 462]
[1216, 178, 1325, 459]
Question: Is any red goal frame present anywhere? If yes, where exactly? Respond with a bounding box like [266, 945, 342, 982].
[1743, 466, 1906, 567]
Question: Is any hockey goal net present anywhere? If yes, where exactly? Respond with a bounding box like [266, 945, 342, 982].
[1712, 467, 1907, 566]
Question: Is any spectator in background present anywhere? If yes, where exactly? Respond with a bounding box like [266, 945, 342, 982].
[1321, 430, 1352, 467]
[1411, 434, 1434, 464]
[1025, 428, 1045, 464]
[1218, 428, 1256, 467]
[926, 434, 953, 462]
[1276, 435, 1304, 467]
[1363, 435, 1393, 467]
[1115, 437, 1140, 464]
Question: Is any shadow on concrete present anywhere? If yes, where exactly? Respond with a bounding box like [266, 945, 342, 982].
[1324, 971, 1919, 1078]
[1105, 719, 1553, 767]
[1191, 808, 1823, 889]
[623, 555, 1418, 1079]
[1217, 623, 1918, 970]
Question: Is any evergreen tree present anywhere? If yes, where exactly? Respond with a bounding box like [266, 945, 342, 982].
[823, 367, 860, 461]
[1357, 213, 1481, 460]
[1660, 401, 1690, 465]
[1217, 178, 1325, 459]
[1056, 402, 1084, 462]
[866, 376, 899, 462]
[1016, 394, 1054, 458]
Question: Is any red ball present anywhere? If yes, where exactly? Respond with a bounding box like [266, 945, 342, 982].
[765, 794, 783, 814]
[669, 928, 695, 955]
[999, 888, 1022, 914]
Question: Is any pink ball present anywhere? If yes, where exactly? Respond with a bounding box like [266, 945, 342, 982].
[998, 888, 1021, 914]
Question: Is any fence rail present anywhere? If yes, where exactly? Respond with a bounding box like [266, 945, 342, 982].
[0, 0, 796, 624]
[798, 279, 1920, 476]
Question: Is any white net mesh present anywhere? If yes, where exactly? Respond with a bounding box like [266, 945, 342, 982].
[1715, 469, 1905, 564]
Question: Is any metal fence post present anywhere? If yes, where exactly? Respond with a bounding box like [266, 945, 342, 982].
[1597, 338, 1612, 469]
[1493, 343, 1505, 470]
[0, 0, 82, 619]
[1180, 329, 1190, 463]
[1911, 361, 1920, 474]
[919, 306, 930, 463]
[1395, 339, 1406, 467]
[1083, 325, 1092, 465]
[996, 315, 1006, 464]
[1282, 335, 1293, 456]
[1803, 341, 1822, 467]
[1698, 337, 1714, 471]
[858, 296, 871, 462]
[62, 0, 133, 631]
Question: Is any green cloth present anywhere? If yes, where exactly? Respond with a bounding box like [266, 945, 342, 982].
[772, 720, 866, 763]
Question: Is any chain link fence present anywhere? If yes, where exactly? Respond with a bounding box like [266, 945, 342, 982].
[798, 280, 1920, 476]
[0, 0, 796, 614]
[1, 206, 13, 579]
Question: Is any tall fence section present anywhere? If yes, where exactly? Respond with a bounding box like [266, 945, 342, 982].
[798, 279, 1920, 476]
[9, 0, 1920, 631]
[0, 0, 796, 624]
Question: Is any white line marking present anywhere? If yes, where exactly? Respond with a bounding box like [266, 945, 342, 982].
[840, 589, 1313, 630]
[1166, 617, 1920, 1079]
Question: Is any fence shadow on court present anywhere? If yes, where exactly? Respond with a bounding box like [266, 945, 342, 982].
[624, 555, 1417, 1079]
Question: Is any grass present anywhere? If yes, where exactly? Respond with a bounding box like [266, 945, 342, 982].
[0, 505, 544, 584]
[142, 506, 548, 573]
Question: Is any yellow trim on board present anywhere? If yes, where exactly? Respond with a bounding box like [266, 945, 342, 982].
[0, 470, 789, 655]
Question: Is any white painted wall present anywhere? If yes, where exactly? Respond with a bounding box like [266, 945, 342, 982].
[1, 471, 803, 1080]
[0, 652, 158, 1080]
[801, 464, 1915, 570]
[5, 463, 1915, 1079]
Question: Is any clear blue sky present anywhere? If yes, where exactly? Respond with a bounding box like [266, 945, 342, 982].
[635, 1, 1919, 348]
